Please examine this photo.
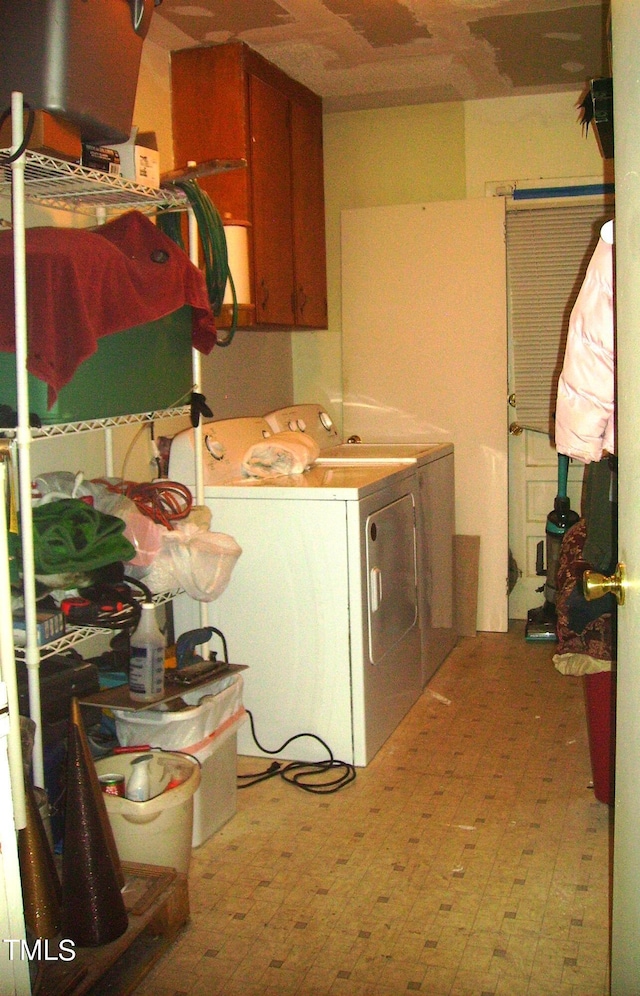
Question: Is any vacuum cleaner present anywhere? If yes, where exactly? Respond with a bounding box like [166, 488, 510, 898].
[525, 453, 579, 641]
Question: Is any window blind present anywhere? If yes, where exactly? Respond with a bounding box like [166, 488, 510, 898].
[506, 201, 612, 435]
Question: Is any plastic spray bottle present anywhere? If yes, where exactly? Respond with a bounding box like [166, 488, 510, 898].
[125, 754, 153, 801]
[128, 602, 165, 703]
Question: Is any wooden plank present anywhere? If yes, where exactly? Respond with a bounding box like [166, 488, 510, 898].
[76, 663, 246, 712]
[34, 864, 188, 996]
[121, 864, 177, 917]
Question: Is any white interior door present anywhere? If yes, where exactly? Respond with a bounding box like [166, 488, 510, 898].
[341, 199, 508, 632]
[0, 683, 30, 996]
[610, 4, 640, 990]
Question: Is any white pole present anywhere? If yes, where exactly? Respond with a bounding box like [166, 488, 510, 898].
[10, 92, 44, 788]
[104, 425, 114, 478]
[94, 206, 115, 477]
[188, 206, 204, 506]
[187, 206, 208, 631]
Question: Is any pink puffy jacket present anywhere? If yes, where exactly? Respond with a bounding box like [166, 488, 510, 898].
[555, 219, 615, 464]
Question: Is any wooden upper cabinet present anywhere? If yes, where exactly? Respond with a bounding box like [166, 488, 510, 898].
[171, 42, 327, 331]
[290, 96, 328, 329]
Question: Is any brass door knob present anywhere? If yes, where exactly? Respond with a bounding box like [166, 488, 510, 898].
[583, 563, 626, 605]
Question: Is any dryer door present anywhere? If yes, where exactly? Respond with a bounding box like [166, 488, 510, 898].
[366, 493, 418, 663]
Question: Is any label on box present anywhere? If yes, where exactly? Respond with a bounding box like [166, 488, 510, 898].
[82, 145, 121, 175]
[135, 147, 159, 188]
[13, 609, 65, 647]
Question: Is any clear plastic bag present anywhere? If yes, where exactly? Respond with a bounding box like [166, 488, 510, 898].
[32, 471, 93, 505]
[141, 523, 242, 601]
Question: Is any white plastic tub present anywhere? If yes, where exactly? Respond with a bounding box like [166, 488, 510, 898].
[94, 750, 200, 874]
[112, 673, 246, 847]
[186, 715, 246, 847]
[113, 673, 244, 750]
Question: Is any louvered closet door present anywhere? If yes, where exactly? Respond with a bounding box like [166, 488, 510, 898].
[507, 200, 613, 619]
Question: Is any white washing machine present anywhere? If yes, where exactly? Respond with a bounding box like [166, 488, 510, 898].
[264, 404, 457, 683]
[168, 416, 422, 766]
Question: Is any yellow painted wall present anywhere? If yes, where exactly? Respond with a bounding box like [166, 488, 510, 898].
[293, 102, 465, 430]
[464, 91, 611, 198]
[132, 40, 174, 174]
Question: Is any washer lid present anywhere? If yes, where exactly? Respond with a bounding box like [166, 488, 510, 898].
[316, 442, 453, 464]
[202, 461, 416, 499]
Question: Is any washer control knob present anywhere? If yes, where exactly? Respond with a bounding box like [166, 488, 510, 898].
[205, 438, 225, 460]
[297, 418, 307, 431]
[319, 411, 333, 431]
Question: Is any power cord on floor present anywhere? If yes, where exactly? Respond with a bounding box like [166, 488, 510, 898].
[238, 709, 356, 794]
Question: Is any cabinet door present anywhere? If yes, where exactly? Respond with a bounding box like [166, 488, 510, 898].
[291, 100, 328, 329]
[249, 73, 295, 326]
[171, 44, 250, 223]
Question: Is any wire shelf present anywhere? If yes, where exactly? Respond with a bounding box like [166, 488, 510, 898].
[14, 589, 183, 662]
[0, 149, 245, 216]
[0, 406, 191, 438]
[29, 406, 192, 437]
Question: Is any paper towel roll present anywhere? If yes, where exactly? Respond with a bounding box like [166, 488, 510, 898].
[223, 224, 251, 305]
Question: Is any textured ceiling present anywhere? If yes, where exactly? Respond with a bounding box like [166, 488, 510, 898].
[150, 0, 609, 111]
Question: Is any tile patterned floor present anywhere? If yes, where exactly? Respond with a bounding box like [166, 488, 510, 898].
[134, 622, 612, 996]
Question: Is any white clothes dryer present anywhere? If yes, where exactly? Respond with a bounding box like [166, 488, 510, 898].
[264, 404, 457, 682]
[168, 416, 423, 766]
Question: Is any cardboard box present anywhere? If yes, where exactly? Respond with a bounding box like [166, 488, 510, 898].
[81, 144, 121, 175]
[13, 608, 65, 647]
[0, 110, 81, 161]
[109, 127, 160, 188]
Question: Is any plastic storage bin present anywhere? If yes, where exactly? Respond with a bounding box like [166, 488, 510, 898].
[113, 674, 245, 846]
[186, 716, 246, 847]
[94, 749, 201, 873]
[0, 307, 193, 424]
[583, 669, 616, 805]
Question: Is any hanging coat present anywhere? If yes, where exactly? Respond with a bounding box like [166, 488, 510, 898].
[555, 219, 615, 464]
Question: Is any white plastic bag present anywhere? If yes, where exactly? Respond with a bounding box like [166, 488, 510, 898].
[142, 523, 242, 601]
[114, 673, 244, 749]
[82, 483, 165, 568]
[241, 430, 319, 478]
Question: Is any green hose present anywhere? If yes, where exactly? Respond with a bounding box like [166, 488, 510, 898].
[557, 453, 569, 499]
[159, 180, 237, 346]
